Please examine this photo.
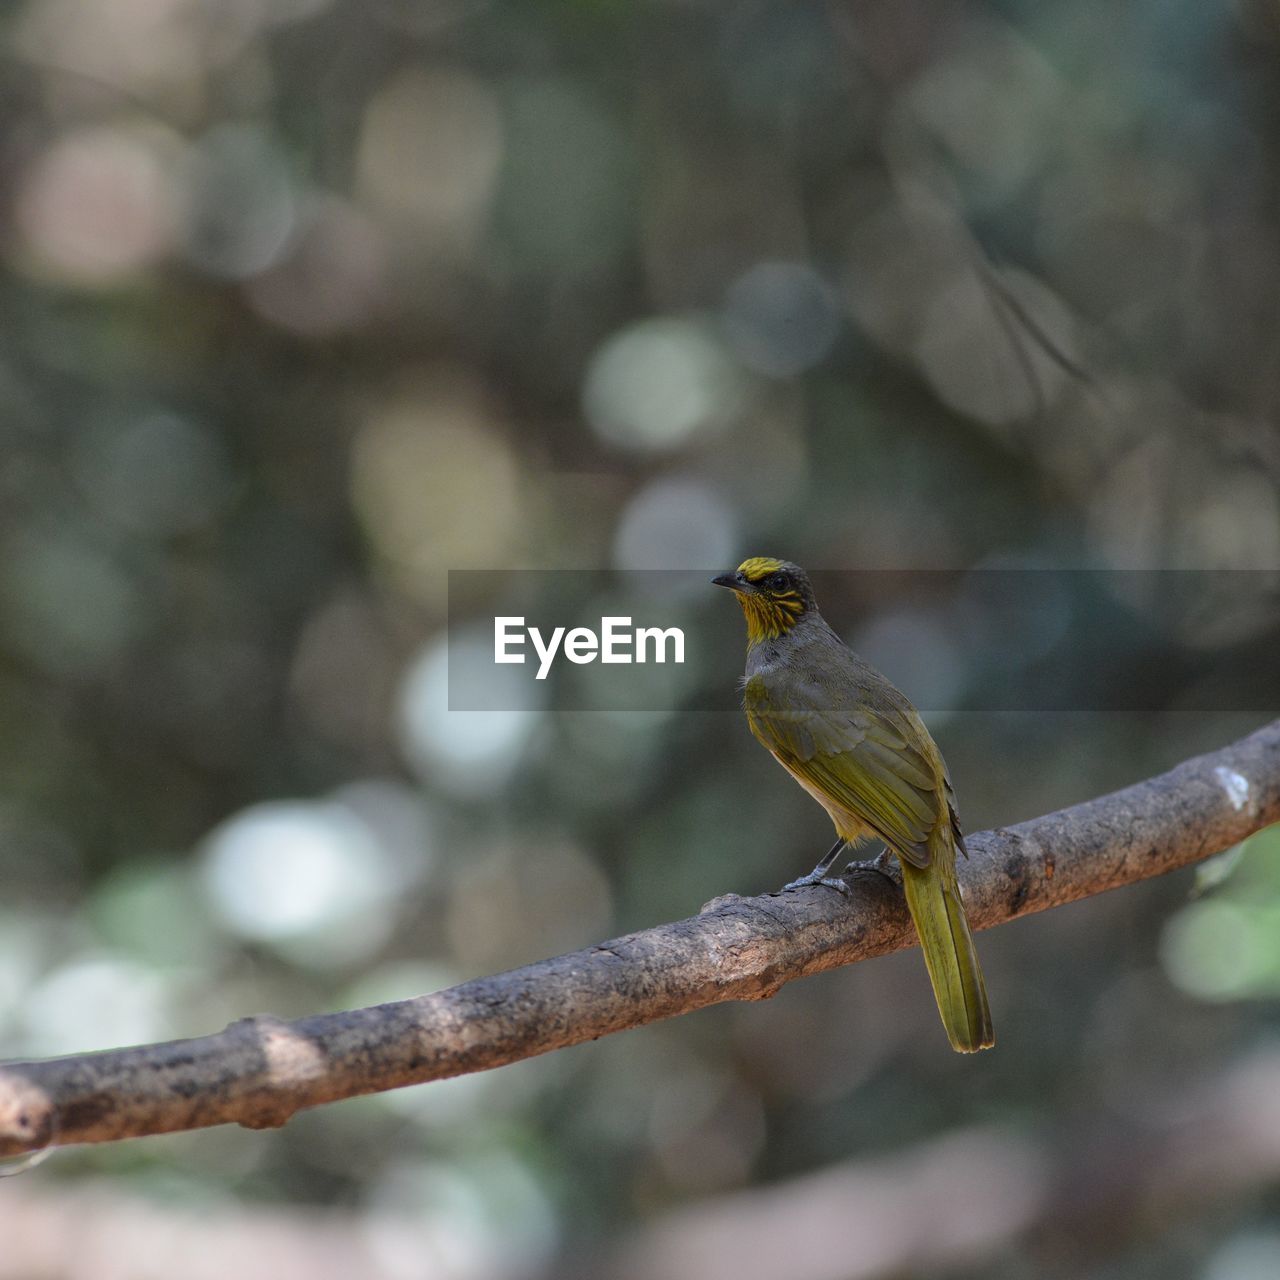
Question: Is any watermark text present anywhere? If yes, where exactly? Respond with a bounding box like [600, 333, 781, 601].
[495, 616, 685, 679]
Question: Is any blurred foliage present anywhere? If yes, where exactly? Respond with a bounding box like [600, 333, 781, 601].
[2, 0, 1280, 1277]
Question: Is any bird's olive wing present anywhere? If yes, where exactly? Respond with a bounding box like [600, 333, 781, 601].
[943, 761, 969, 858]
[744, 679, 940, 867]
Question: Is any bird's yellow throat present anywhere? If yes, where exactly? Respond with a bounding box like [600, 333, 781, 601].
[733, 589, 805, 645]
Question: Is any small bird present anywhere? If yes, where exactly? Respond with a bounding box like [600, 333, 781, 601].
[713, 556, 994, 1052]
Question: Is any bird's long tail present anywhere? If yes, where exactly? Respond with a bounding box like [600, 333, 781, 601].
[899, 851, 994, 1053]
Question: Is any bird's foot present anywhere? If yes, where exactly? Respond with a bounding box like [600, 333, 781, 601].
[776, 837, 848, 895]
[843, 847, 897, 884]
[780, 868, 854, 896]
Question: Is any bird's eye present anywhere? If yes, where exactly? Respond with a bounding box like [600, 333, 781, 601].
[769, 572, 787, 590]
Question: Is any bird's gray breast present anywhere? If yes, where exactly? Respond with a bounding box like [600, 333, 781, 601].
[744, 618, 861, 710]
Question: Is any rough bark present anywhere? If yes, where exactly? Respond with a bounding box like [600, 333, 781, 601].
[2, 720, 1278, 1158]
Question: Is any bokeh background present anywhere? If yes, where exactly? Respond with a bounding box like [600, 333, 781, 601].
[3, 1, 1280, 1276]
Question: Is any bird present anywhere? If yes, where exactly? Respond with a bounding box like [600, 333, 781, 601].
[713, 556, 994, 1053]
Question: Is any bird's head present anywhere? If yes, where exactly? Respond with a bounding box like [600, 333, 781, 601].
[712, 557, 817, 644]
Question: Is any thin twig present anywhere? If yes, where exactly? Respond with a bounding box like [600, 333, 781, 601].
[2, 720, 1278, 1157]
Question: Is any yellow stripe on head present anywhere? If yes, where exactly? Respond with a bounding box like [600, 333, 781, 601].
[738, 556, 787, 582]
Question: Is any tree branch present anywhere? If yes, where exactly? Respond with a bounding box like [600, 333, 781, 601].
[3, 720, 1279, 1157]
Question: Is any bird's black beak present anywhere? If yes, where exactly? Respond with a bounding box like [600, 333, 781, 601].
[712, 572, 746, 591]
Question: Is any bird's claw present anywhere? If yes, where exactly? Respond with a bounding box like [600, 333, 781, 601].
[780, 870, 854, 896]
[817, 876, 854, 895]
[843, 848, 898, 884]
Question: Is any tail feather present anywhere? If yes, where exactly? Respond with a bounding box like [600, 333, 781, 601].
[899, 854, 994, 1053]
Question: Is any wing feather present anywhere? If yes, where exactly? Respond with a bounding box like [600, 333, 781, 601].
[744, 675, 944, 868]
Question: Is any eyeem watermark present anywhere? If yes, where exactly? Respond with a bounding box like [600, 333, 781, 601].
[448, 568, 1280, 712]
[494, 615, 685, 680]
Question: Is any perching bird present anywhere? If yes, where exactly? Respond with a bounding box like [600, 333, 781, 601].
[713, 556, 994, 1052]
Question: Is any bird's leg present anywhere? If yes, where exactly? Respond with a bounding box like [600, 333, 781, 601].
[781, 838, 852, 895]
